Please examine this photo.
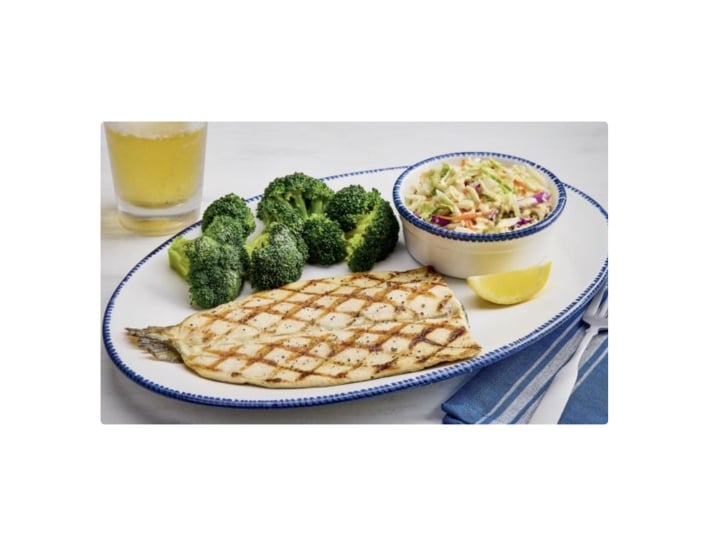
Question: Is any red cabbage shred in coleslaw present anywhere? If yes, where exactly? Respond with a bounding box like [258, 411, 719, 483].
[405, 157, 554, 234]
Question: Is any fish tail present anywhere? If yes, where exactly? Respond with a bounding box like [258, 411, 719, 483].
[126, 327, 183, 364]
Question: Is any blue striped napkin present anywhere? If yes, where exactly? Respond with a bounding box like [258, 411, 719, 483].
[442, 295, 608, 424]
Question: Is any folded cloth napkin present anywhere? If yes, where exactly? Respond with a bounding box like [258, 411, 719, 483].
[442, 294, 608, 425]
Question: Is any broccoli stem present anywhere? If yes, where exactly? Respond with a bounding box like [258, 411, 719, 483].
[309, 198, 325, 216]
[245, 232, 268, 257]
[289, 194, 309, 218]
[168, 236, 192, 281]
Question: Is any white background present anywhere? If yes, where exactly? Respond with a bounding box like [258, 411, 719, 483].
[3, 1, 717, 539]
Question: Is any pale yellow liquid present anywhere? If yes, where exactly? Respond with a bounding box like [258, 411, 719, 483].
[105, 122, 207, 235]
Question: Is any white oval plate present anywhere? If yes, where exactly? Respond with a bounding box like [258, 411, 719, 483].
[103, 166, 608, 408]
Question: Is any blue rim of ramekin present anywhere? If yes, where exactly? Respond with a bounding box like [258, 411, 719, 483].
[392, 151, 567, 242]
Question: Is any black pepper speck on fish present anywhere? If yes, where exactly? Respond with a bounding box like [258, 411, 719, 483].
[127, 267, 482, 388]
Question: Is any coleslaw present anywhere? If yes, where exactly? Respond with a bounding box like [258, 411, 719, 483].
[404, 157, 554, 234]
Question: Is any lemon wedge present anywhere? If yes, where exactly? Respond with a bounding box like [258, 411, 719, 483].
[467, 261, 552, 305]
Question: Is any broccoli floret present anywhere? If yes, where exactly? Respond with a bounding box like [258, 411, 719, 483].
[301, 214, 346, 266]
[249, 213, 309, 263]
[255, 196, 305, 234]
[201, 193, 256, 238]
[260, 172, 334, 219]
[186, 236, 247, 308]
[168, 234, 247, 309]
[245, 222, 306, 291]
[343, 190, 400, 273]
[325, 184, 380, 232]
[204, 214, 251, 248]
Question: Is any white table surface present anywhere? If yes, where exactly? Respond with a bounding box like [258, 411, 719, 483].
[100, 121, 608, 424]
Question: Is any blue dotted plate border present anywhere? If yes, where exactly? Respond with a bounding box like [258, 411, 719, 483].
[102, 165, 607, 409]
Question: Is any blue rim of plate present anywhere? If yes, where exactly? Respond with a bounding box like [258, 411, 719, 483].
[393, 151, 567, 242]
[102, 165, 607, 409]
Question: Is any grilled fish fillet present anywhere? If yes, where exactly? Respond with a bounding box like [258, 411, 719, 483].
[127, 266, 482, 388]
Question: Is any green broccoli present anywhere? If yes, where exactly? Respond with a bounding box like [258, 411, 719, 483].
[168, 234, 247, 309]
[336, 186, 400, 272]
[301, 214, 346, 266]
[203, 214, 251, 249]
[245, 222, 307, 291]
[258, 172, 334, 220]
[250, 211, 309, 263]
[324, 184, 379, 232]
[168, 236, 193, 279]
[255, 196, 305, 234]
[201, 193, 256, 238]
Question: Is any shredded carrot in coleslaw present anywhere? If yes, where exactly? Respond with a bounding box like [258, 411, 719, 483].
[405, 157, 553, 234]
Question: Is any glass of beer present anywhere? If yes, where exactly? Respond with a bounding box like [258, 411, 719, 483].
[104, 122, 207, 236]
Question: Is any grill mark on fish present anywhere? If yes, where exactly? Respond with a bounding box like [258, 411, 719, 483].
[127, 267, 483, 388]
[436, 295, 451, 313]
[198, 272, 454, 342]
[447, 326, 466, 343]
[408, 326, 435, 349]
[196, 318, 475, 384]
[374, 360, 397, 373]
[228, 324, 371, 382]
